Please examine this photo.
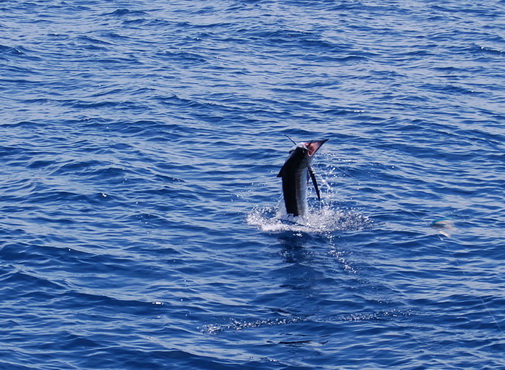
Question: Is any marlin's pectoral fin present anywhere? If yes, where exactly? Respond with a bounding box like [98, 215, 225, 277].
[308, 166, 321, 201]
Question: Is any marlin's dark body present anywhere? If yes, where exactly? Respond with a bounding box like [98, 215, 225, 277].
[277, 140, 328, 217]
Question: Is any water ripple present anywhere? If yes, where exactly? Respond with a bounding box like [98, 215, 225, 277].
[1, 0, 504, 368]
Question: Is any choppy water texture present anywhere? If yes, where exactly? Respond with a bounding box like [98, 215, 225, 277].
[1, 0, 505, 368]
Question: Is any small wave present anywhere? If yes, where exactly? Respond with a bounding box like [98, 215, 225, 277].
[247, 203, 371, 234]
[0, 44, 23, 58]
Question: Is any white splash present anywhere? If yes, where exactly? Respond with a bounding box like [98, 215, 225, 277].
[247, 202, 371, 234]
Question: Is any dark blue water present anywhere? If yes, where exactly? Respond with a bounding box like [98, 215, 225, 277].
[1, 0, 504, 368]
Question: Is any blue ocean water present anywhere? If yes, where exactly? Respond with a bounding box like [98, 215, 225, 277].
[1, 0, 504, 368]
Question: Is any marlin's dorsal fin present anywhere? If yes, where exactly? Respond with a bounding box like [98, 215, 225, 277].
[308, 166, 321, 201]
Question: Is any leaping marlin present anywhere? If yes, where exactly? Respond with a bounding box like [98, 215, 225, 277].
[277, 139, 328, 217]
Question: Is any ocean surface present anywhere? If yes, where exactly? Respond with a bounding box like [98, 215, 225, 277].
[1, 0, 504, 368]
